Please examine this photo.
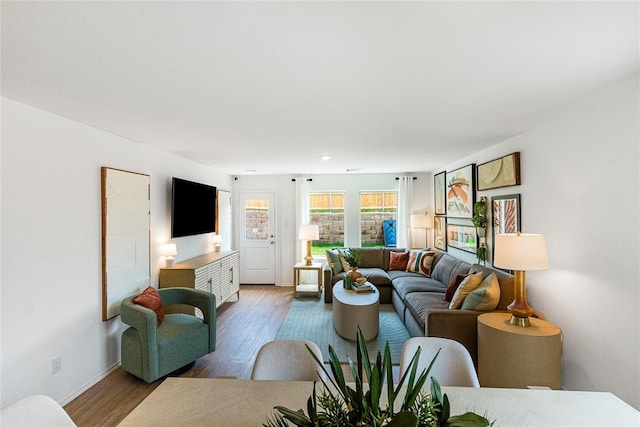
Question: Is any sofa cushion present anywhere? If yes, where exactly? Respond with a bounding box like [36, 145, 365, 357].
[326, 249, 344, 274]
[383, 248, 408, 270]
[356, 267, 391, 286]
[431, 254, 472, 288]
[353, 247, 385, 268]
[445, 273, 470, 302]
[388, 250, 410, 271]
[469, 264, 514, 310]
[404, 292, 450, 330]
[406, 250, 436, 276]
[391, 274, 447, 299]
[337, 249, 351, 271]
[449, 272, 483, 309]
[461, 273, 501, 311]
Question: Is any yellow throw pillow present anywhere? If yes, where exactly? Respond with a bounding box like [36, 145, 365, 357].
[461, 273, 501, 311]
[337, 249, 351, 271]
[449, 272, 483, 309]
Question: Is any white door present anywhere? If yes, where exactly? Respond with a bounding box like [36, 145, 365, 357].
[238, 192, 276, 284]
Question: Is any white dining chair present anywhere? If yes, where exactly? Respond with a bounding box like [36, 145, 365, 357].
[251, 339, 327, 381]
[399, 337, 480, 387]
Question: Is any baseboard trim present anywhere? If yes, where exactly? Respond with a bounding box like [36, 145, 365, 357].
[60, 362, 120, 407]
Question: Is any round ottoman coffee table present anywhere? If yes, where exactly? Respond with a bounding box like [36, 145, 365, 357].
[332, 282, 380, 342]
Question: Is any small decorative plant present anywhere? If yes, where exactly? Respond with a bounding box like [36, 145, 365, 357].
[264, 328, 492, 427]
[342, 249, 360, 269]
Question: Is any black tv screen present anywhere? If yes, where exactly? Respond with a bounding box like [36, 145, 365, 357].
[171, 177, 217, 238]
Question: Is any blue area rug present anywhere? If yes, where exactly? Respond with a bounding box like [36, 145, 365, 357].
[275, 298, 411, 364]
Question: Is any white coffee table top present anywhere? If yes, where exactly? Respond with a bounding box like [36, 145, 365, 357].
[333, 282, 379, 306]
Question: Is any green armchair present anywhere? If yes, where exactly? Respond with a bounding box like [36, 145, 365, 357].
[120, 287, 216, 383]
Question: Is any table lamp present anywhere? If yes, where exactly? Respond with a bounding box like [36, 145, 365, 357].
[298, 224, 319, 266]
[212, 234, 223, 252]
[161, 243, 178, 268]
[493, 232, 548, 327]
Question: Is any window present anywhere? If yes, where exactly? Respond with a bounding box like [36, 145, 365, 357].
[360, 191, 397, 248]
[309, 192, 345, 255]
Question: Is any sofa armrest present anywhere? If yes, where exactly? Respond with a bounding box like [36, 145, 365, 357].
[323, 264, 334, 303]
[120, 296, 159, 377]
[425, 309, 484, 367]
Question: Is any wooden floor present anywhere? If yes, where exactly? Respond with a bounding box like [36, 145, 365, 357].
[64, 285, 294, 427]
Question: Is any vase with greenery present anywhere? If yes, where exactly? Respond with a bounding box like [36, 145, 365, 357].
[265, 328, 492, 427]
[342, 249, 363, 282]
[471, 198, 488, 265]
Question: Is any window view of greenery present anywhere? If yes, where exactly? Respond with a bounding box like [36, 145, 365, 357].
[310, 192, 344, 255]
[308, 191, 397, 256]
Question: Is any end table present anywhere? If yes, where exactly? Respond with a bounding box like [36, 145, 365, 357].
[293, 262, 323, 298]
[478, 312, 562, 389]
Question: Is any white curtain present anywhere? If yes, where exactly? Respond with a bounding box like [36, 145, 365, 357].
[294, 177, 310, 263]
[397, 176, 413, 248]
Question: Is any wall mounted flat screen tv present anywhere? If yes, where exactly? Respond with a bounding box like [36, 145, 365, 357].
[171, 177, 217, 238]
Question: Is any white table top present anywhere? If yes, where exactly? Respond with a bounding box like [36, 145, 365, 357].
[333, 281, 379, 306]
[118, 378, 639, 426]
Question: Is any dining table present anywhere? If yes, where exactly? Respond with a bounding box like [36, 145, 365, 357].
[118, 377, 639, 426]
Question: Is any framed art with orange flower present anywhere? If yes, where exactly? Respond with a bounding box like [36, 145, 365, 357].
[445, 164, 475, 219]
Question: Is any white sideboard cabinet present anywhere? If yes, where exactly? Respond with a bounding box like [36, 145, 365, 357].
[160, 251, 240, 316]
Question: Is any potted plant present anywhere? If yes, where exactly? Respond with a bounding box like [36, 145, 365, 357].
[342, 249, 363, 282]
[265, 328, 491, 427]
[472, 198, 488, 265]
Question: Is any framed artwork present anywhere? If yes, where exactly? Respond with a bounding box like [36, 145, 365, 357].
[434, 171, 446, 215]
[492, 194, 521, 235]
[433, 216, 447, 250]
[477, 152, 521, 191]
[101, 167, 151, 320]
[446, 223, 477, 254]
[445, 164, 475, 218]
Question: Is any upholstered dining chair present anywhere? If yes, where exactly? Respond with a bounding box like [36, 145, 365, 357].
[399, 337, 480, 387]
[251, 340, 327, 381]
[120, 287, 216, 383]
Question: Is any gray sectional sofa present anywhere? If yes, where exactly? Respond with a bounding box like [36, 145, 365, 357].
[323, 247, 514, 364]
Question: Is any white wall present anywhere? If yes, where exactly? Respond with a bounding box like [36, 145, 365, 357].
[0, 98, 232, 407]
[232, 172, 431, 285]
[438, 75, 640, 408]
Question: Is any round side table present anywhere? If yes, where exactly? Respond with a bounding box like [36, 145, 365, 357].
[477, 312, 562, 389]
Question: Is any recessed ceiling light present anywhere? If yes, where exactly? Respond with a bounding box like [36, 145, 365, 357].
[321, 155, 331, 161]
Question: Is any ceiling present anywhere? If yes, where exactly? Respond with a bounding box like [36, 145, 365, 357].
[2, 1, 638, 176]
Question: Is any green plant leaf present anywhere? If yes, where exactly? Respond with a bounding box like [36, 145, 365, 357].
[273, 406, 314, 426]
[446, 412, 492, 426]
[386, 411, 419, 427]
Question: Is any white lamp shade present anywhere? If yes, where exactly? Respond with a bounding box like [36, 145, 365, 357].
[410, 213, 432, 229]
[298, 224, 319, 240]
[160, 243, 177, 257]
[494, 233, 549, 270]
[212, 235, 223, 244]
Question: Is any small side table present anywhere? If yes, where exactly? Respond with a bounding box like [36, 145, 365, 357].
[478, 312, 562, 389]
[293, 262, 323, 298]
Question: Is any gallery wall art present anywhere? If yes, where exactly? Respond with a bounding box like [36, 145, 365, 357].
[477, 152, 521, 191]
[445, 164, 475, 219]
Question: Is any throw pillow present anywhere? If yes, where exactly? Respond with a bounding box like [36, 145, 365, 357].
[388, 251, 410, 271]
[405, 250, 436, 277]
[444, 273, 470, 302]
[326, 249, 344, 274]
[133, 286, 165, 326]
[461, 273, 501, 311]
[449, 272, 483, 309]
[337, 249, 351, 271]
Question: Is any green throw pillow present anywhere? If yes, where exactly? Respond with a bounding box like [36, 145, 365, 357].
[461, 273, 501, 311]
[326, 249, 343, 274]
